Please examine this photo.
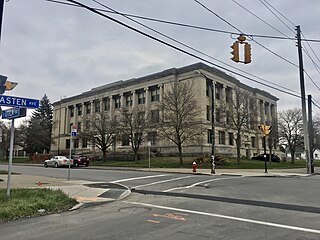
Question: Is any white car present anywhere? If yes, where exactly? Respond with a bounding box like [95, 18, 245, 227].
[44, 156, 73, 168]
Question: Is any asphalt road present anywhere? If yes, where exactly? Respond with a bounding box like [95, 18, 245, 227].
[1, 165, 320, 240]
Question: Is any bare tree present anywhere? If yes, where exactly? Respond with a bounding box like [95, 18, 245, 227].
[118, 106, 150, 161]
[158, 80, 203, 166]
[278, 108, 304, 164]
[80, 111, 117, 162]
[222, 87, 257, 164]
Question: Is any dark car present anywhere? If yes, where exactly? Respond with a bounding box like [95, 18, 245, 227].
[72, 155, 90, 167]
[251, 154, 280, 162]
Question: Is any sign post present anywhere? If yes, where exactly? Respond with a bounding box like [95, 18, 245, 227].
[1, 96, 39, 197]
[68, 127, 77, 181]
[6, 118, 14, 197]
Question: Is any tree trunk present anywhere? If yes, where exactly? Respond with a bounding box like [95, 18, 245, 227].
[290, 150, 295, 164]
[178, 144, 183, 166]
[102, 150, 107, 162]
[236, 134, 241, 165]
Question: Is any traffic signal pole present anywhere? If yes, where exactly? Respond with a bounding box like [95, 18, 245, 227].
[296, 26, 311, 174]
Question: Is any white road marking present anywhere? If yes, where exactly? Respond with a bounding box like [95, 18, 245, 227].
[126, 201, 320, 234]
[110, 174, 168, 183]
[132, 176, 193, 189]
[163, 176, 244, 192]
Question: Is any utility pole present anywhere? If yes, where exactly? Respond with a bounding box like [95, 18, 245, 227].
[308, 95, 314, 173]
[296, 25, 311, 174]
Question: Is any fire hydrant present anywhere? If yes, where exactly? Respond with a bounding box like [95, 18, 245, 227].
[192, 161, 197, 172]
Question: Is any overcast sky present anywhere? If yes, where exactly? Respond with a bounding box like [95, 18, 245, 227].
[1, 0, 320, 119]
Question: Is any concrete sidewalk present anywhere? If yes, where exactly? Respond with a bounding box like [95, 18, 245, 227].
[0, 174, 131, 210]
[0, 166, 316, 210]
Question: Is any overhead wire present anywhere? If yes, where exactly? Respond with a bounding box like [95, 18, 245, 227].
[231, 0, 291, 39]
[44, 0, 320, 43]
[89, 0, 300, 96]
[47, 0, 302, 100]
[193, 0, 299, 68]
[230, 0, 320, 95]
[258, 0, 320, 95]
[45, 0, 320, 110]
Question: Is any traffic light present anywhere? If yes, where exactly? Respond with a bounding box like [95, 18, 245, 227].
[258, 124, 272, 136]
[244, 43, 251, 64]
[0, 75, 17, 94]
[230, 41, 239, 62]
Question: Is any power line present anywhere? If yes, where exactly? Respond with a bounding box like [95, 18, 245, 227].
[53, 0, 302, 100]
[261, 0, 296, 27]
[193, 0, 299, 68]
[259, 0, 295, 35]
[231, 0, 291, 38]
[90, 0, 300, 96]
[46, 0, 319, 110]
[44, 0, 320, 43]
[258, 0, 320, 92]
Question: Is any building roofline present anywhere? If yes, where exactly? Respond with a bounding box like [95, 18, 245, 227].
[53, 62, 278, 105]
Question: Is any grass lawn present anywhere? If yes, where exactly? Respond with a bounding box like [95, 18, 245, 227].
[0, 188, 78, 223]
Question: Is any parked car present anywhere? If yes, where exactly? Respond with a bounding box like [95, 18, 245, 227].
[72, 155, 90, 167]
[44, 156, 73, 168]
[251, 154, 280, 162]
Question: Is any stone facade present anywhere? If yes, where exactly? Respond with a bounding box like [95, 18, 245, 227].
[50, 62, 278, 158]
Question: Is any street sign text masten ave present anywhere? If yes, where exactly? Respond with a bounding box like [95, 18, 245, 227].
[0, 95, 39, 108]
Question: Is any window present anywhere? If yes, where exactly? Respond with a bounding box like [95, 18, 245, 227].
[85, 120, 90, 130]
[114, 96, 121, 109]
[85, 103, 91, 114]
[94, 100, 100, 112]
[251, 137, 256, 148]
[216, 109, 221, 123]
[151, 87, 160, 102]
[218, 131, 225, 144]
[122, 134, 130, 146]
[126, 94, 133, 107]
[69, 106, 74, 117]
[148, 132, 157, 145]
[206, 105, 210, 121]
[206, 81, 210, 97]
[77, 122, 81, 132]
[82, 139, 88, 148]
[215, 84, 222, 100]
[138, 91, 145, 105]
[151, 109, 160, 123]
[77, 105, 82, 116]
[103, 98, 110, 111]
[226, 87, 231, 103]
[228, 132, 234, 145]
[66, 139, 70, 149]
[74, 139, 79, 149]
[207, 129, 213, 144]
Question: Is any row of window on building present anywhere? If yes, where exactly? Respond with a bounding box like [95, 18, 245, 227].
[68, 86, 161, 117]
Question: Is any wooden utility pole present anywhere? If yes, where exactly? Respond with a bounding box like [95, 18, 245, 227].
[296, 25, 311, 173]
